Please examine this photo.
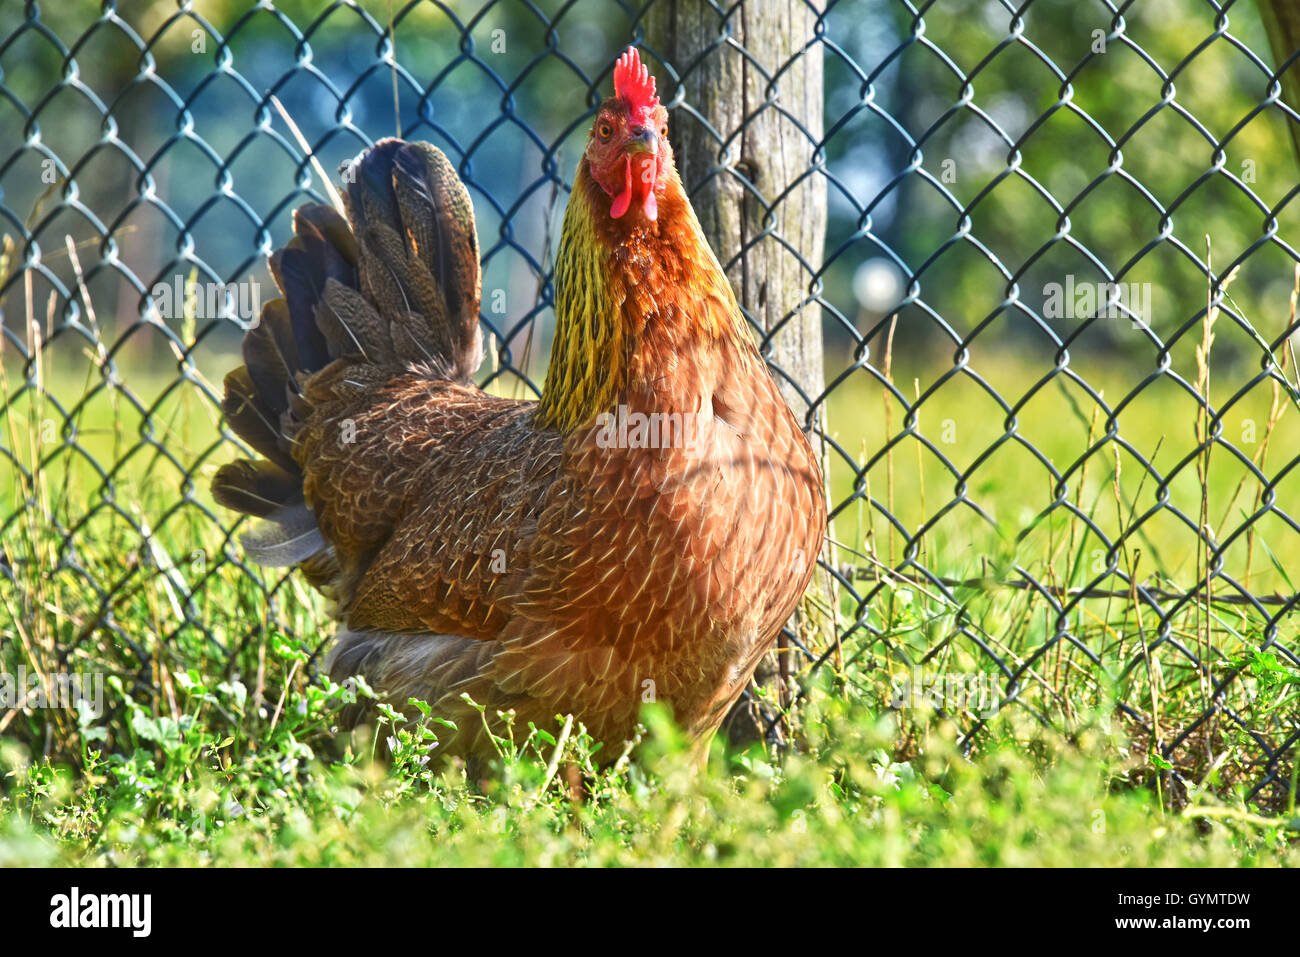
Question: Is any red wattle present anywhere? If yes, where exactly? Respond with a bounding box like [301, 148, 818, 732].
[610, 156, 633, 219]
[610, 154, 659, 221]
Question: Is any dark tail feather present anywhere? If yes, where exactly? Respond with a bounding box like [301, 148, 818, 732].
[218, 366, 296, 474]
[213, 138, 483, 565]
[347, 139, 483, 381]
[211, 460, 300, 518]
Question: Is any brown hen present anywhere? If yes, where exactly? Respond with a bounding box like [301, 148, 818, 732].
[213, 49, 825, 766]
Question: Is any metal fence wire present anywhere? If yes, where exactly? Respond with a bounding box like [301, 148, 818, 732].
[2, 0, 1298, 808]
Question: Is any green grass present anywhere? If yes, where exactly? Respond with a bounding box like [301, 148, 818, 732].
[1, 672, 1297, 867]
[1, 276, 1299, 865]
[814, 273, 1300, 812]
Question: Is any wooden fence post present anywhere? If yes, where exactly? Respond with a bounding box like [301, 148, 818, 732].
[645, 0, 832, 746]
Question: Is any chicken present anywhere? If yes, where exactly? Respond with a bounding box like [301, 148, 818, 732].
[212, 49, 826, 767]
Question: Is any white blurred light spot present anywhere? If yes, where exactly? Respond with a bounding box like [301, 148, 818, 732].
[853, 258, 904, 312]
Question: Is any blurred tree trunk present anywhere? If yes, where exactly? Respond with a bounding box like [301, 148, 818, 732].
[645, 0, 831, 748]
[1259, 0, 1300, 165]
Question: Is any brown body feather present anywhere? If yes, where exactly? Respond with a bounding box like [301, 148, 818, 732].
[214, 109, 824, 765]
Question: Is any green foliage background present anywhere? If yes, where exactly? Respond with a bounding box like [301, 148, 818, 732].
[1, 0, 1298, 863]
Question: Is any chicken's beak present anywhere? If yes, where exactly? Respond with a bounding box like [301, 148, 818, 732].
[624, 126, 658, 157]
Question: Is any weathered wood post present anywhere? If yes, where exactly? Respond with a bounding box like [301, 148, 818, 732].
[1260, 0, 1300, 165]
[645, 0, 831, 746]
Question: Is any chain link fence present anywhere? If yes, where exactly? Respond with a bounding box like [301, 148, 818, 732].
[1, 0, 1298, 809]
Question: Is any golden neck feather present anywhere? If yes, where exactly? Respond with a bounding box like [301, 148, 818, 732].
[535, 158, 750, 433]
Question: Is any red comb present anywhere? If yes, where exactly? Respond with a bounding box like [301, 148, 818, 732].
[613, 48, 659, 113]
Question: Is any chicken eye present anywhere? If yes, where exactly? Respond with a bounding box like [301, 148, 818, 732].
[660, 124, 668, 137]
[598, 122, 613, 140]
